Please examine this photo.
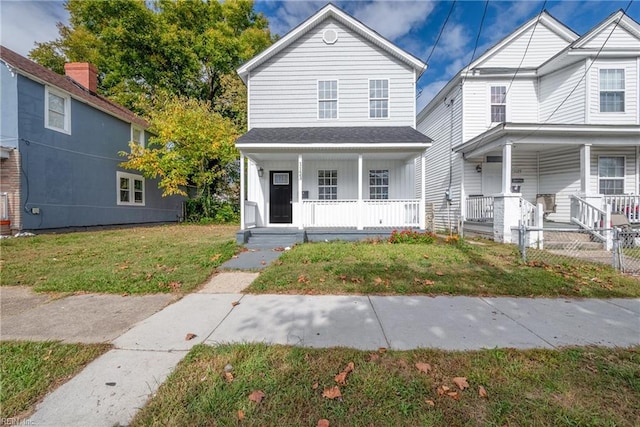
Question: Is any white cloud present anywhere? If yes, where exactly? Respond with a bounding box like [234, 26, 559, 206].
[416, 78, 448, 111]
[350, 0, 436, 41]
[0, 0, 68, 56]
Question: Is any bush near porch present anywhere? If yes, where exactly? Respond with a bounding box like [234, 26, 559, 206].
[249, 238, 640, 298]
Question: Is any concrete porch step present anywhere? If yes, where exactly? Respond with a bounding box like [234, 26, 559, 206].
[542, 241, 604, 251]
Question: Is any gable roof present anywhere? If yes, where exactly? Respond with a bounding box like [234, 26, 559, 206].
[0, 45, 147, 128]
[237, 3, 426, 84]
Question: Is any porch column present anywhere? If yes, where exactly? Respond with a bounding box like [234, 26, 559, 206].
[420, 150, 426, 230]
[580, 144, 591, 194]
[357, 154, 363, 230]
[298, 154, 303, 230]
[240, 152, 245, 230]
[502, 142, 512, 193]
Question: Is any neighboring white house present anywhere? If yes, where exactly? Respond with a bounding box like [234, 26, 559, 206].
[236, 3, 431, 232]
[417, 10, 640, 245]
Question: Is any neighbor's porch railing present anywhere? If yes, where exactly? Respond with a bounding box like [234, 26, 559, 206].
[570, 195, 612, 249]
[244, 200, 258, 228]
[465, 196, 494, 222]
[301, 199, 420, 228]
[520, 198, 537, 227]
[603, 195, 640, 223]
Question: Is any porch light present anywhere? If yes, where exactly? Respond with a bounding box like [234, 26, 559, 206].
[476, 164, 482, 173]
[258, 167, 264, 178]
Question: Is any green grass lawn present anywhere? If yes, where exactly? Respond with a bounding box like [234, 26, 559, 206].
[0, 224, 237, 294]
[249, 239, 640, 298]
[0, 341, 111, 420]
[132, 343, 640, 427]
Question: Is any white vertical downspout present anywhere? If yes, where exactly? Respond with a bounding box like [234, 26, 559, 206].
[240, 152, 245, 230]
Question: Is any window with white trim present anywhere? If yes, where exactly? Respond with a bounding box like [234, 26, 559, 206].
[490, 86, 506, 123]
[45, 87, 71, 134]
[318, 170, 337, 200]
[117, 171, 145, 205]
[599, 69, 625, 112]
[369, 170, 389, 199]
[598, 156, 624, 195]
[131, 125, 145, 147]
[318, 80, 337, 119]
[369, 79, 389, 118]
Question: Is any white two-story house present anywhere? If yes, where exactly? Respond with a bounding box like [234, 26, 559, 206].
[417, 10, 640, 245]
[236, 4, 430, 238]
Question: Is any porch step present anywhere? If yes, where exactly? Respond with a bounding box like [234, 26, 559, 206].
[542, 241, 604, 251]
[244, 229, 304, 249]
[544, 231, 593, 243]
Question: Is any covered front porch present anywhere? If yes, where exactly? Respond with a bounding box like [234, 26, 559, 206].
[456, 123, 640, 244]
[237, 127, 431, 231]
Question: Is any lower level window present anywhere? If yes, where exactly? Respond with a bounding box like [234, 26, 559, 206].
[369, 169, 389, 199]
[598, 156, 624, 195]
[117, 171, 145, 205]
[318, 169, 337, 200]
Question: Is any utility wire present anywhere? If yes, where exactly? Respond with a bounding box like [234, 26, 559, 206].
[460, 0, 490, 89]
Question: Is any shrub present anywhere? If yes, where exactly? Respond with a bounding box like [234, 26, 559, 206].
[185, 197, 239, 224]
[388, 229, 436, 244]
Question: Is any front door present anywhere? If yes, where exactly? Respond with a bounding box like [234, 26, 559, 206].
[482, 162, 502, 195]
[269, 171, 293, 224]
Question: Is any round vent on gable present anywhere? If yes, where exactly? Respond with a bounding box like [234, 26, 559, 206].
[322, 29, 338, 45]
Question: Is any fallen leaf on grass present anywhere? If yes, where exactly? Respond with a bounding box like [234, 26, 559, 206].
[43, 349, 53, 361]
[224, 372, 234, 383]
[453, 377, 469, 390]
[249, 390, 266, 403]
[367, 353, 380, 362]
[435, 271, 444, 276]
[335, 371, 348, 385]
[312, 382, 319, 390]
[344, 362, 355, 373]
[237, 410, 244, 420]
[373, 277, 383, 285]
[185, 333, 197, 341]
[422, 254, 430, 259]
[317, 419, 330, 427]
[298, 274, 310, 284]
[322, 386, 342, 399]
[378, 347, 387, 354]
[415, 362, 432, 374]
[425, 399, 435, 407]
[437, 385, 450, 396]
[210, 254, 222, 261]
[447, 391, 460, 400]
[231, 301, 240, 307]
[167, 281, 182, 291]
[479, 385, 488, 398]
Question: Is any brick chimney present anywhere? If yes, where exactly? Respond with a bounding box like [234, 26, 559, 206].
[64, 62, 98, 93]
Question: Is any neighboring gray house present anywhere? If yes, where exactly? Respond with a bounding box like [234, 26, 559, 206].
[0, 46, 183, 234]
[235, 4, 431, 233]
[416, 10, 640, 245]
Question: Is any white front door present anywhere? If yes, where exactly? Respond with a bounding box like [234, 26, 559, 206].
[482, 162, 502, 195]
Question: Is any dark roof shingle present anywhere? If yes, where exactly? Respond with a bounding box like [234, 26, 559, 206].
[236, 127, 432, 145]
[0, 45, 147, 128]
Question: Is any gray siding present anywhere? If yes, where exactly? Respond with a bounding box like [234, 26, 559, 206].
[17, 76, 183, 230]
[1, 63, 18, 148]
[249, 18, 416, 128]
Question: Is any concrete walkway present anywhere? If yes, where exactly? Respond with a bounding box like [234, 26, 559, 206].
[24, 275, 639, 426]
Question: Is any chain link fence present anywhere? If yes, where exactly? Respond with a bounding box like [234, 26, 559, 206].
[519, 226, 640, 275]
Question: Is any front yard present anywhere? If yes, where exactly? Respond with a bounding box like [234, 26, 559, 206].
[0, 224, 237, 294]
[250, 238, 640, 298]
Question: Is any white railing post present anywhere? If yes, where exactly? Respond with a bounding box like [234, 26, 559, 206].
[239, 153, 245, 230]
[357, 154, 363, 230]
[604, 203, 612, 251]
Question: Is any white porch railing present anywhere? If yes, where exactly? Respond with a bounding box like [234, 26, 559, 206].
[301, 199, 420, 228]
[244, 201, 258, 228]
[465, 196, 494, 222]
[570, 195, 611, 249]
[603, 195, 640, 223]
[520, 198, 536, 227]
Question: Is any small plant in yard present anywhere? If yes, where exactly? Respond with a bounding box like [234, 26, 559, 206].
[388, 229, 437, 244]
[445, 234, 462, 245]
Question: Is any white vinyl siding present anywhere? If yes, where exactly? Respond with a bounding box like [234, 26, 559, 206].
[117, 171, 145, 206]
[589, 60, 638, 124]
[538, 147, 580, 222]
[539, 61, 586, 124]
[318, 80, 338, 119]
[249, 19, 415, 127]
[580, 22, 640, 49]
[45, 86, 71, 134]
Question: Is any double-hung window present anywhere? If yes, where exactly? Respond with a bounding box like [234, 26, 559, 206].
[599, 69, 625, 112]
[490, 86, 506, 123]
[45, 87, 71, 134]
[318, 170, 337, 200]
[117, 171, 145, 205]
[131, 125, 145, 147]
[369, 170, 389, 199]
[318, 80, 337, 119]
[598, 157, 625, 195]
[369, 79, 389, 118]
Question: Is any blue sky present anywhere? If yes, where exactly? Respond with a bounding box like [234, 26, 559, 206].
[2, 0, 639, 109]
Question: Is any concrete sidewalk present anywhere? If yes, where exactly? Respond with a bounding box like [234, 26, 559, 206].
[27, 280, 639, 426]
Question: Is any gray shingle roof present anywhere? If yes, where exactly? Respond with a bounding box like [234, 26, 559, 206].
[236, 127, 431, 145]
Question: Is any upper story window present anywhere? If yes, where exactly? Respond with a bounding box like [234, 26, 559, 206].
[599, 69, 625, 113]
[369, 79, 389, 118]
[490, 86, 506, 123]
[131, 125, 145, 147]
[369, 169, 389, 199]
[318, 80, 338, 119]
[318, 169, 337, 200]
[598, 156, 625, 195]
[45, 87, 71, 134]
[117, 171, 145, 206]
